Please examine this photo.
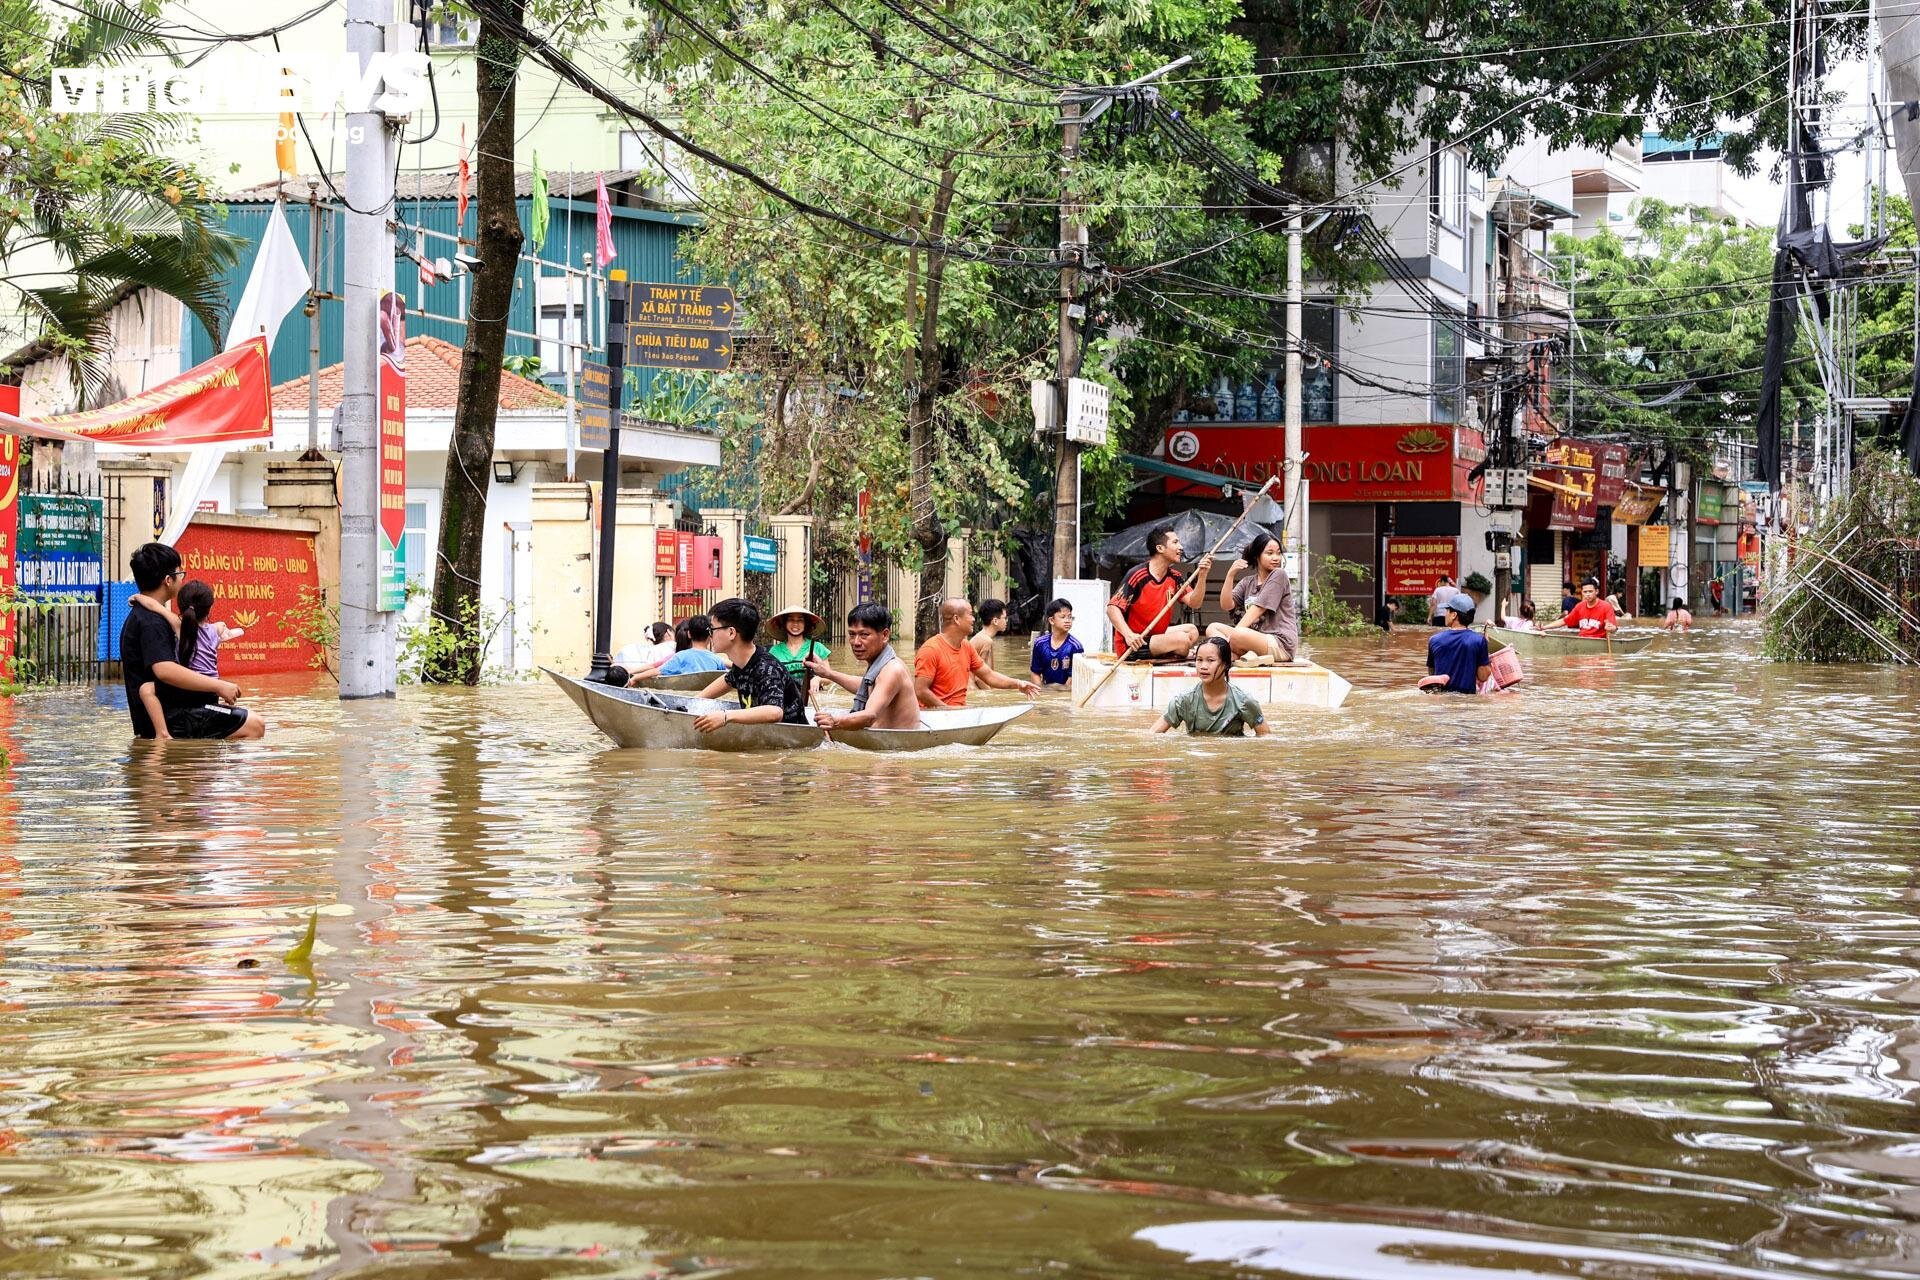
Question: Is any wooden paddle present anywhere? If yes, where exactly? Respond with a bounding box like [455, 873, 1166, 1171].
[1076, 473, 1283, 710]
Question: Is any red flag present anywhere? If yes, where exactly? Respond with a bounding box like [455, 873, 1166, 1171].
[595, 173, 617, 268]
[456, 124, 471, 231]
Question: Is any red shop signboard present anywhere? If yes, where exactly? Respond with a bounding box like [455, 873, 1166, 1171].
[1163, 423, 1485, 503]
[654, 528, 681, 577]
[1384, 537, 1459, 595]
[1534, 437, 1598, 531]
[173, 520, 322, 674]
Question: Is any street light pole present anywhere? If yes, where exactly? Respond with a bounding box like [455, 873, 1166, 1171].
[588, 269, 629, 680]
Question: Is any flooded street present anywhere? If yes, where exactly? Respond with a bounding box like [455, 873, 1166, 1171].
[4, 622, 1919, 1279]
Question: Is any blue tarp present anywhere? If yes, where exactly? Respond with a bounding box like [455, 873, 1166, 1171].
[98, 581, 137, 663]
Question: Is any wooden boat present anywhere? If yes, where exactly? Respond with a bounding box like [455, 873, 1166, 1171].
[543, 670, 1031, 752]
[1071, 654, 1352, 711]
[1489, 625, 1660, 656]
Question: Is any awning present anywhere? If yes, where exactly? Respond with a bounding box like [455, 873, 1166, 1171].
[1121, 451, 1274, 495]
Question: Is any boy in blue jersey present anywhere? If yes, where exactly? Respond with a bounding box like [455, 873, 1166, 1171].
[1029, 597, 1084, 686]
[1423, 592, 1491, 694]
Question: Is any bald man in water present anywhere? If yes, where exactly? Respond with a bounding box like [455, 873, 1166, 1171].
[913, 597, 1040, 708]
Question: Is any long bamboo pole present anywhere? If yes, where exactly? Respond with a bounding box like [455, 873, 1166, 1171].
[1076, 474, 1282, 709]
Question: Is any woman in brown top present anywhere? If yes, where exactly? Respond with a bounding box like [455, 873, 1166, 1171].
[1207, 532, 1299, 664]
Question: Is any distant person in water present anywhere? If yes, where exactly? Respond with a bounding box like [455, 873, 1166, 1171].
[810, 603, 919, 731]
[969, 598, 1010, 678]
[1151, 637, 1270, 736]
[1422, 592, 1491, 694]
[1029, 597, 1084, 686]
[1663, 597, 1694, 632]
[915, 598, 1039, 708]
[118, 543, 263, 740]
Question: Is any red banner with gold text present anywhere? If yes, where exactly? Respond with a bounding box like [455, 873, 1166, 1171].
[174, 520, 322, 675]
[0, 339, 272, 448]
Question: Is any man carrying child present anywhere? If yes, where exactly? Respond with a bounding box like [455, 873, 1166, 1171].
[119, 543, 265, 740]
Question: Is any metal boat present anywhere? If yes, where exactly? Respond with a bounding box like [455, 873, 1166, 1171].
[1490, 626, 1660, 656]
[544, 670, 1032, 752]
[626, 670, 727, 692]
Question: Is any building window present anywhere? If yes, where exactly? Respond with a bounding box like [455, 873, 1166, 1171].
[538, 303, 581, 381]
[1303, 301, 1337, 424]
[425, 8, 475, 46]
[1431, 148, 1467, 233]
[1432, 319, 1463, 423]
[403, 500, 431, 587]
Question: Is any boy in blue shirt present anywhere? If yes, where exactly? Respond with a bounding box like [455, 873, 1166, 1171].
[1423, 592, 1491, 694]
[1029, 597, 1085, 686]
[625, 616, 730, 684]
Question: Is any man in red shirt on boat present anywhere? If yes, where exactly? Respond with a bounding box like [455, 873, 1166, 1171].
[1108, 523, 1214, 661]
[1556, 579, 1620, 639]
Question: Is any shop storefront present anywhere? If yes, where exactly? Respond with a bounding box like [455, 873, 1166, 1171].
[1160, 421, 1487, 617]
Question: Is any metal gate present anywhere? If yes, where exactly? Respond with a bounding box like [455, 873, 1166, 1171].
[12, 443, 110, 685]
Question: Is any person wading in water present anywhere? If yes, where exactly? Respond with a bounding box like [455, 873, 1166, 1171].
[1150, 637, 1271, 737]
[809, 603, 919, 731]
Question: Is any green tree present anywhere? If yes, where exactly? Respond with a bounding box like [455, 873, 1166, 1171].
[607, 0, 1828, 615]
[0, 0, 239, 399]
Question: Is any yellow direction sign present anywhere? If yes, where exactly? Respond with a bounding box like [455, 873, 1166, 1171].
[627, 324, 732, 371]
[631, 283, 735, 330]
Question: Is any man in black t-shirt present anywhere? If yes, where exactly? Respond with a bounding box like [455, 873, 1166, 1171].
[690, 597, 808, 732]
[119, 543, 264, 741]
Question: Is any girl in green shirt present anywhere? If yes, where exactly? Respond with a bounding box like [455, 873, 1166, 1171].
[767, 604, 831, 698]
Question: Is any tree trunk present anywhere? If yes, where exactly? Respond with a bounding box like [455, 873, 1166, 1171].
[425, 4, 524, 684]
[907, 166, 957, 640]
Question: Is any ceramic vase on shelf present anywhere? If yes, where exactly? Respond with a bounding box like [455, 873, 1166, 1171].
[1234, 377, 1258, 421]
[1258, 368, 1282, 421]
[1212, 374, 1234, 421]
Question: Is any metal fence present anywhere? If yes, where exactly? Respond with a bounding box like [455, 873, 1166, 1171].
[13, 598, 104, 685]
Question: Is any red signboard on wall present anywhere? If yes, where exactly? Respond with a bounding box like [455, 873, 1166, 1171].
[1594, 443, 1631, 508]
[1163, 423, 1485, 503]
[1535, 437, 1598, 531]
[654, 528, 681, 577]
[174, 521, 322, 674]
[1384, 537, 1459, 595]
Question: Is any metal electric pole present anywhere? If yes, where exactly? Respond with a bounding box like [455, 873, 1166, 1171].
[587, 270, 629, 681]
[1283, 209, 1306, 596]
[337, 0, 398, 699]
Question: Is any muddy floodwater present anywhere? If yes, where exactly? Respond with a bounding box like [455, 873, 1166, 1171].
[4, 621, 1920, 1279]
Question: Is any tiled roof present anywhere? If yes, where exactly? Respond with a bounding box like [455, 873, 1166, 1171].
[226, 171, 654, 203]
[270, 335, 563, 413]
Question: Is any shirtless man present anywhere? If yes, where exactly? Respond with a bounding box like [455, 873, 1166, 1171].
[807, 603, 920, 730]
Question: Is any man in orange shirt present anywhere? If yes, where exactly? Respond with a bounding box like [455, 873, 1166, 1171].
[915, 598, 1040, 708]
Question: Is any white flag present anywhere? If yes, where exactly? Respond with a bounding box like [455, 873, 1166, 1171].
[163, 199, 311, 545]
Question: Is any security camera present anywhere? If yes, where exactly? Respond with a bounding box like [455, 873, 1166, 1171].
[454, 250, 483, 273]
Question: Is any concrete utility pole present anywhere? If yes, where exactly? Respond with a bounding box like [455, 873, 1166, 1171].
[1048, 97, 1084, 582]
[1048, 55, 1190, 584]
[1283, 209, 1306, 592]
[337, 0, 398, 698]
[588, 270, 629, 681]
[306, 182, 323, 454]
